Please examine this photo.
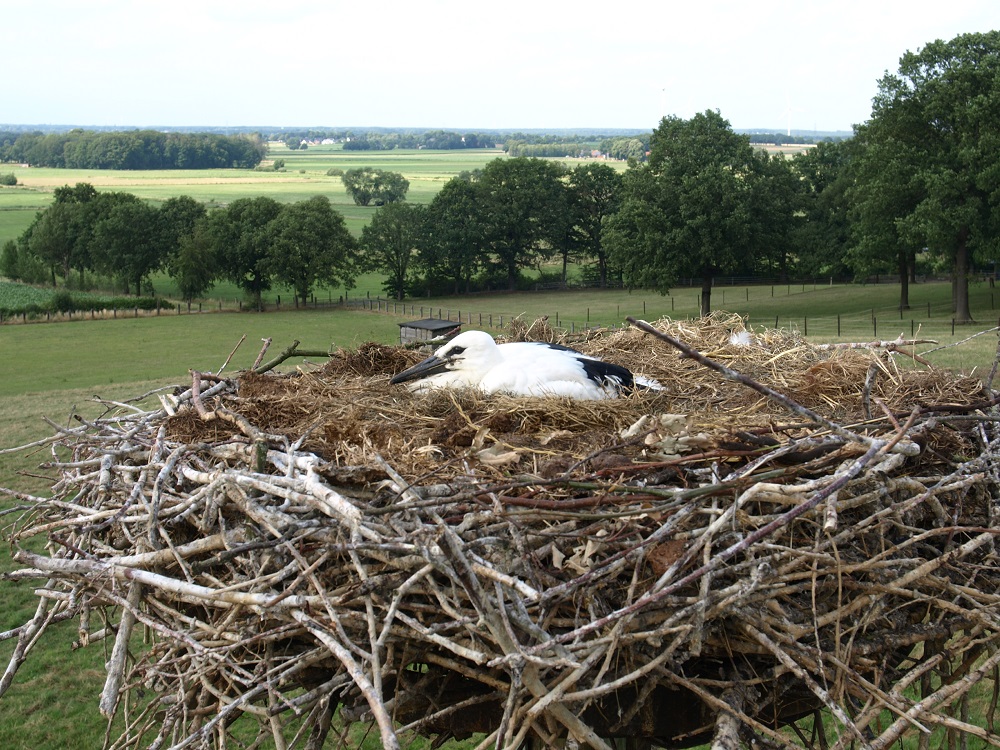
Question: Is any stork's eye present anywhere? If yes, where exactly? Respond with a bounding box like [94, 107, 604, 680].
[444, 346, 466, 357]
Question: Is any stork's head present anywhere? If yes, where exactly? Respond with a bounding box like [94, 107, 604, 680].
[390, 330, 503, 391]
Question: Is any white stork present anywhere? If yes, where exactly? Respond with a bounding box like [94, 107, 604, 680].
[390, 330, 660, 400]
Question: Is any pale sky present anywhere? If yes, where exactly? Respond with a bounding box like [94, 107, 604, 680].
[3, 0, 998, 133]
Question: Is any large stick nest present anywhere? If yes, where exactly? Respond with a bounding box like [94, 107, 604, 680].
[4, 314, 1000, 750]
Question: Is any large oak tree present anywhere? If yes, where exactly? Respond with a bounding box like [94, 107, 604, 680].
[360, 202, 425, 300]
[568, 163, 622, 288]
[265, 196, 356, 307]
[852, 31, 1000, 323]
[604, 110, 796, 315]
[476, 157, 568, 290]
[207, 197, 284, 311]
[421, 177, 484, 295]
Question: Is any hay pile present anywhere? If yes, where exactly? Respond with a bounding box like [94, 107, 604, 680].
[3, 314, 1000, 750]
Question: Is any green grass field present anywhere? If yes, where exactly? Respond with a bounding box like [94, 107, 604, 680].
[0, 146, 510, 246]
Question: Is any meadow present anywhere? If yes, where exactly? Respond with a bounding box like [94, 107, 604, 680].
[2, 147, 1000, 749]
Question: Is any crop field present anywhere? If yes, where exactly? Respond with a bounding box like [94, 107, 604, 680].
[0, 145, 511, 246]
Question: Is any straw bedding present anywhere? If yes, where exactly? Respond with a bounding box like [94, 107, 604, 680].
[3, 314, 999, 750]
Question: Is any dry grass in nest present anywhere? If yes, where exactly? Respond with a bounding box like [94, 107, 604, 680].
[2, 315, 999, 750]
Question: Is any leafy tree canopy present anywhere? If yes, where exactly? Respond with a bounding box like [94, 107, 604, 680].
[341, 168, 410, 206]
[206, 196, 284, 309]
[5, 130, 266, 170]
[265, 196, 356, 306]
[476, 157, 568, 290]
[604, 110, 795, 314]
[854, 30, 1000, 322]
[360, 202, 426, 300]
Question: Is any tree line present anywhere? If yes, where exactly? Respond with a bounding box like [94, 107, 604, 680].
[3, 31, 997, 323]
[0, 130, 267, 170]
[0, 185, 353, 310]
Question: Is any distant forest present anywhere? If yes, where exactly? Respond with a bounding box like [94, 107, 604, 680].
[0, 130, 268, 170]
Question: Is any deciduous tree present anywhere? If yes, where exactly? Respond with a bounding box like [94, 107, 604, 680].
[604, 111, 791, 315]
[27, 202, 83, 285]
[568, 163, 622, 287]
[421, 177, 484, 295]
[792, 140, 855, 281]
[476, 157, 568, 290]
[207, 196, 284, 310]
[341, 168, 409, 206]
[854, 31, 1000, 322]
[89, 193, 163, 295]
[265, 196, 356, 306]
[360, 202, 426, 300]
[169, 220, 217, 301]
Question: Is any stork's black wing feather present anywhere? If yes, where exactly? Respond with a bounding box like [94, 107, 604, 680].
[538, 343, 636, 391]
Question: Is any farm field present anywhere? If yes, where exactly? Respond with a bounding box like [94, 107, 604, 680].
[1, 281, 999, 749]
[0, 145, 513, 244]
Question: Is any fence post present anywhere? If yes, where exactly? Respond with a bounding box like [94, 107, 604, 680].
[837, 314, 841, 337]
[873, 317, 877, 338]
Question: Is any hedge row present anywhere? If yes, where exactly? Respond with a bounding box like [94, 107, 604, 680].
[0, 291, 166, 319]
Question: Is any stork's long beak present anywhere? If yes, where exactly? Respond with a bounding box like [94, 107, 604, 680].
[390, 355, 450, 385]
